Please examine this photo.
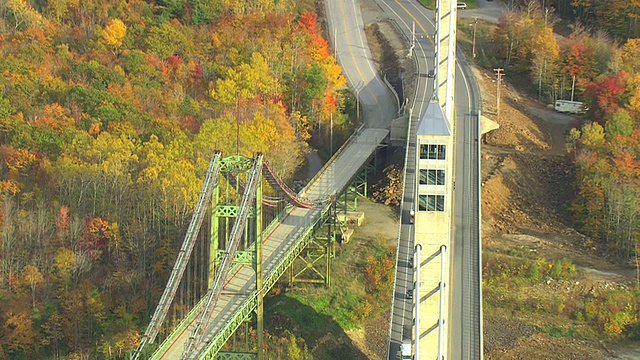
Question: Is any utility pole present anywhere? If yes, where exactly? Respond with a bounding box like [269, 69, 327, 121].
[471, 17, 478, 59]
[494, 68, 504, 122]
[330, 113, 333, 156]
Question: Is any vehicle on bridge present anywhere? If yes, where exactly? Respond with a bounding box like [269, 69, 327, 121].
[401, 338, 413, 360]
[406, 289, 414, 299]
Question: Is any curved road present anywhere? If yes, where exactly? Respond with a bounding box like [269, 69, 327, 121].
[325, 0, 397, 129]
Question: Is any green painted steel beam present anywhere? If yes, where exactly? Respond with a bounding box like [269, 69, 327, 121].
[150, 297, 206, 359]
[254, 155, 264, 360]
[152, 151, 340, 360]
[216, 352, 257, 360]
[196, 203, 333, 359]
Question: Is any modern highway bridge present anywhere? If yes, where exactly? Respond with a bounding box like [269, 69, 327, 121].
[132, 0, 482, 357]
[377, 0, 483, 359]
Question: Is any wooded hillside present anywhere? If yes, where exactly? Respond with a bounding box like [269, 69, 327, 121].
[488, 3, 640, 272]
[0, 0, 348, 358]
[480, 2, 640, 341]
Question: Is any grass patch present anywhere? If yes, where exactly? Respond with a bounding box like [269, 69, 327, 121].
[285, 288, 362, 330]
[484, 248, 640, 341]
[266, 220, 396, 334]
[541, 325, 576, 338]
[266, 294, 344, 343]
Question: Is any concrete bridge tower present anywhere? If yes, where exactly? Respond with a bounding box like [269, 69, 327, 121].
[412, 0, 457, 358]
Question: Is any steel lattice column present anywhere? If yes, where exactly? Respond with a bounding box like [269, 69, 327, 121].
[254, 156, 263, 360]
[209, 154, 263, 359]
[289, 198, 336, 287]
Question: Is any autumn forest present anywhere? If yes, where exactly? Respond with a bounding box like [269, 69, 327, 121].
[494, 1, 640, 266]
[491, 0, 640, 339]
[1, 0, 640, 358]
[0, 0, 349, 358]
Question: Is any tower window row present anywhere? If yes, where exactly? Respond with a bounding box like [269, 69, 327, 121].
[419, 169, 445, 186]
[418, 194, 445, 212]
[420, 144, 446, 160]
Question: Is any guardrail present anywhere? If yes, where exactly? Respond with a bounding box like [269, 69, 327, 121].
[386, 15, 421, 360]
[383, 74, 401, 115]
[299, 122, 366, 199]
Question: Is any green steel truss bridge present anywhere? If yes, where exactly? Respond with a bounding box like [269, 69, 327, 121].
[133, 127, 389, 360]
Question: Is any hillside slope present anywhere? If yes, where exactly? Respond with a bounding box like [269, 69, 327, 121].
[357, 6, 640, 360]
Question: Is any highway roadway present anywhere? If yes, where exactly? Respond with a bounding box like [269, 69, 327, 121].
[148, 0, 484, 356]
[344, 0, 482, 359]
[325, 0, 397, 129]
[451, 41, 482, 360]
[368, 1, 436, 359]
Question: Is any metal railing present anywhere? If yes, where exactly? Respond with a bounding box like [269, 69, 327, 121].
[299, 122, 365, 199]
[189, 203, 333, 359]
[134, 151, 222, 358]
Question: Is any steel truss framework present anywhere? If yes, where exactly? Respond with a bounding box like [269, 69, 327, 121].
[289, 199, 336, 287]
[205, 150, 385, 358]
[144, 145, 385, 359]
[334, 152, 379, 214]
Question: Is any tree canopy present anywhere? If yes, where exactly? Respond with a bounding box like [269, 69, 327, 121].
[0, 0, 349, 357]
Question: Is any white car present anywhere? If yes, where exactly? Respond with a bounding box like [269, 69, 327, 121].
[457, 2, 467, 9]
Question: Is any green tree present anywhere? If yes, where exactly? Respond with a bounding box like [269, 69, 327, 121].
[605, 109, 634, 139]
[285, 332, 312, 360]
[0, 96, 16, 119]
[146, 21, 189, 59]
[54, 247, 77, 294]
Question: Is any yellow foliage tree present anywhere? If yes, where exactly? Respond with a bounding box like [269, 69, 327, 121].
[6, 0, 47, 32]
[20, 264, 43, 309]
[54, 247, 76, 294]
[621, 38, 640, 73]
[102, 18, 127, 56]
[627, 73, 640, 116]
[579, 122, 606, 150]
[531, 26, 559, 99]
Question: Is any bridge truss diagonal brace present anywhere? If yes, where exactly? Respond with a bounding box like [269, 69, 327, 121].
[182, 154, 264, 358]
[289, 200, 336, 287]
[194, 203, 332, 359]
[134, 151, 222, 359]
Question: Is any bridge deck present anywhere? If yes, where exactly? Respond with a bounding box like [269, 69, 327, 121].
[155, 128, 388, 359]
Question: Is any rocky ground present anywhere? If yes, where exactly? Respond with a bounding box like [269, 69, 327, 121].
[352, 4, 640, 360]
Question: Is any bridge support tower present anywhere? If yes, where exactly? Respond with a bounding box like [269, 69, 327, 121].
[211, 154, 264, 360]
